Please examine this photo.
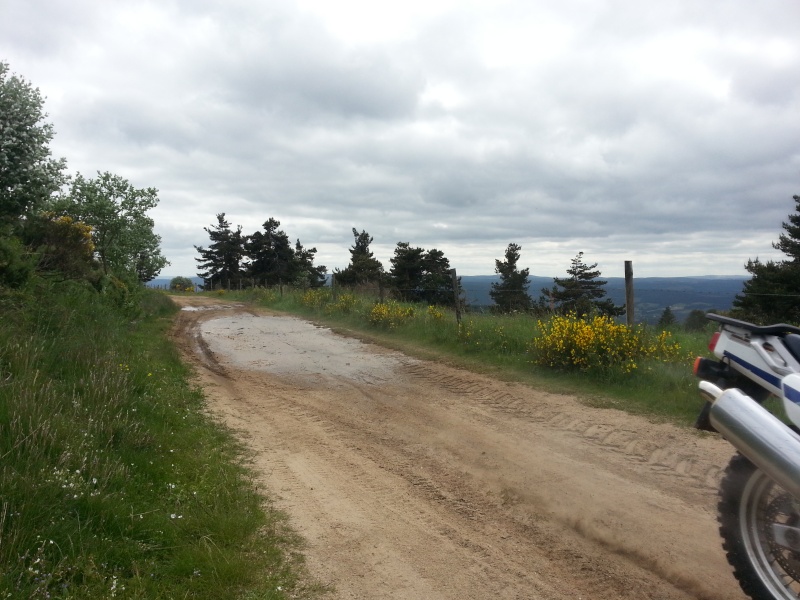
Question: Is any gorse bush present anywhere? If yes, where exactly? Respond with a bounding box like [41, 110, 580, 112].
[326, 292, 359, 314]
[301, 288, 330, 309]
[529, 313, 683, 374]
[368, 301, 415, 329]
[426, 305, 444, 321]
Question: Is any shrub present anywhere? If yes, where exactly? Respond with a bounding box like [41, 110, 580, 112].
[0, 235, 33, 288]
[529, 313, 682, 375]
[326, 293, 358, 315]
[20, 213, 97, 280]
[301, 288, 331, 309]
[368, 301, 415, 328]
[427, 305, 444, 321]
[169, 276, 194, 291]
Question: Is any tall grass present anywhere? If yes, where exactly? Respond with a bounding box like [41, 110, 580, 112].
[0, 280, 320, 599]
[223, 286, 710, 425]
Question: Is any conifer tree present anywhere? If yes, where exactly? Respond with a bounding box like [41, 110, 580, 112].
[544, 252, 624, 317]
[334, 228, 383, 286]
[490, 243, 532, 312]
[419, 248, 457, 306]
[245, 218, 295, 285]
[658, 306, 676, 327]
[389, 242, 426, 301]
[388, 242, 457, 305]
[194, 213, 245, 289]
[293, 239, 327, 288]
[733, 195, 800, 324]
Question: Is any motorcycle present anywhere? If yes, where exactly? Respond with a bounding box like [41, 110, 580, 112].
[694, 313, 800, 599]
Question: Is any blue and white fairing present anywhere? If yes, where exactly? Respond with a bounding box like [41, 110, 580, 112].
[712, 321, 800, 421]
[782, 373, 800, 430]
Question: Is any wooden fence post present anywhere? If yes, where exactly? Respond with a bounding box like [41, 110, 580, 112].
[450, 268, 462, 325]
[625, 261, 634, 326]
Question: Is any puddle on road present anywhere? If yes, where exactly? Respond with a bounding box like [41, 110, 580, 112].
[181, 304, 242, 312]
[200, 313, 402, 383]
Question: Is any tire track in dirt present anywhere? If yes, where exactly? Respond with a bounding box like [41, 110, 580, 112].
[402, 362, 726, 494]
[170, 297, 747, 600]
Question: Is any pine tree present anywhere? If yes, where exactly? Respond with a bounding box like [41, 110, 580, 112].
[733, 195, 800, 324]
[490, 243, 532, 312]
[419, 248, 456, 306]
[293, 239, 327, 288]
[774, 195, 800, 260]
[658, 306, 676, 327]
[334, 228, 383, 286]
[544, 252, 624, 317]
[388, 242, 457, 305]
[389, 242, 426, 302]
[244, 218, 295, 285]
[194, 213, 245, 289]
[684, 309, 709, 332]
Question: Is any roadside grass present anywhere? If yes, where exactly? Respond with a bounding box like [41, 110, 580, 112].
[0, 280, 322, 599]
[221, 287, 711, 426]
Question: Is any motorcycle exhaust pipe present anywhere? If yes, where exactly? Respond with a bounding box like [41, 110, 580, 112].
[703, 378, 800, 499]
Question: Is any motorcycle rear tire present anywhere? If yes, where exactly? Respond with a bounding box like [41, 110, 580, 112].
[719, 453, 800, 600]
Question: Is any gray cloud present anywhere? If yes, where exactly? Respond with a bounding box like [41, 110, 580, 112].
[2, 0, 797, 278]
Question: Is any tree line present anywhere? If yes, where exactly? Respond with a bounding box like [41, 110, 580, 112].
[194, 214, 327, 290]
[194, 215, 627, 315]
[194, 220, 462, 307]
[194, 196, 800, 325]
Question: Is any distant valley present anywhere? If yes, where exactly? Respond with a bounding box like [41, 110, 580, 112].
[151, 274, 748, 325]
[460, 275, 747, 324]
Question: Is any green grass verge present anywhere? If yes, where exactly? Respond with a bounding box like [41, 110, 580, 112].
[217, 287, 713, 427]
[0, 280, 323, 599]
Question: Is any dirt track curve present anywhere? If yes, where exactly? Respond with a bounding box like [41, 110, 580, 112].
[170, 296, 747, 600]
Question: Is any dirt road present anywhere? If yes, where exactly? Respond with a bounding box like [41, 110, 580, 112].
[171, 296, 747, 600]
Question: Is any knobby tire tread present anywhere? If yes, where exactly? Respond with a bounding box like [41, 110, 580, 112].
[718, 453, 786, 600]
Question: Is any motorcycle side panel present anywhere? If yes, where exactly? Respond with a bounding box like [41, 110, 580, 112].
[782, 373, 800, 428]
[714, 330, 800, 404]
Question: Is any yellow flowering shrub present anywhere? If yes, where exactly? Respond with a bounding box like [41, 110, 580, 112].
[530, 313, 681, 374]
[457, 319, 478, 347]
[30, 212, 96, 276]
[427, 305, 444, 321]
[301, 288, 330, 309]
[327, 293, 358, 314]
[368, 301, 415, 328]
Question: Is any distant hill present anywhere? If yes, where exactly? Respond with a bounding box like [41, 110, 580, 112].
[149, 275, 747, 325]
[460, 275, 747, 324]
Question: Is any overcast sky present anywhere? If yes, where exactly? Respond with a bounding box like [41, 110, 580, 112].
[3, 0, 799, 278]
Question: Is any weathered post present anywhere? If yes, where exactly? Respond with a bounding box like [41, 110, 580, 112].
[450, 268, 462, 325]
[625, 261, 634, 326]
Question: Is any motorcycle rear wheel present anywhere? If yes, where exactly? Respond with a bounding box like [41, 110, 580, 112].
[719, 454, 800, 600]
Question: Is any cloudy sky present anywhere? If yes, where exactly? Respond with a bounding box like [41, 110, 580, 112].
[3, 0, 799, 278]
